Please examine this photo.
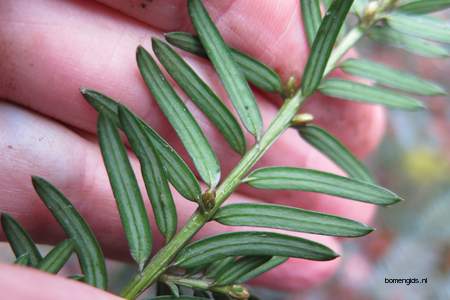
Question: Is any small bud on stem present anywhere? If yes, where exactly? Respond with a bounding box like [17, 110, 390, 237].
[283, 76, 298, 98]
[228, 285, 250, 300]
[201, 189, 216, 211]
[291, 113, 314, 127]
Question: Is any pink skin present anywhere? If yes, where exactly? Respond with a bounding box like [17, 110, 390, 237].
[0, 264, 122, 300]
[0, 0, 385, 298]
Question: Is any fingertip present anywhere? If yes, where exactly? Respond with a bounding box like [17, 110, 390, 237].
[0, 264, 121, 300]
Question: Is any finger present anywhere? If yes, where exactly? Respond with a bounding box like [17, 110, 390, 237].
[96, 0, 386, 157]
[0, 264, 121, 300]
[95, 0, 190, 31]
[97, 0, 306, 79]
[0, 101, 340, 291]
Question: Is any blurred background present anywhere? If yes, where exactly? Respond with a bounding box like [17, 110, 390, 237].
[1, 2, 449, 300]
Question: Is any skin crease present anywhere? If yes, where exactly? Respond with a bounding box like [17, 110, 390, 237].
[0, 0, 386, 298]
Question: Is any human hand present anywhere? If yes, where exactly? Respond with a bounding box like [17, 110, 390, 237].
[0, 1, 385, 299]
